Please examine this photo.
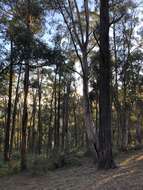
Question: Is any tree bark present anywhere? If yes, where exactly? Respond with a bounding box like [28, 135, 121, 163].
[9, 64, 22, 157]
[38, 70, 43, 154]
[62, 79, 71, 152]
[47, 89, 54, 155]
[136, 113, 142, 144]
[82, 55, 99, 159]
[21, 0, 31, 171]
[56, 67, 61, 150]
[53, 67, 58, 150]
[98, 0, 115, 169]
[4, 40, 13, 161]
[21, 60, 29, 171]
[31, 91, 37, 154]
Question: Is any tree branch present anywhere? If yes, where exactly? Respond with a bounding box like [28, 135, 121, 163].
[109, 13, 125, 26]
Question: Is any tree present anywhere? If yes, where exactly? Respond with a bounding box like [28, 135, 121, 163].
[4, 39, 13, 161]
[98, 0, 115, 169]
[51, 0, 99, 158]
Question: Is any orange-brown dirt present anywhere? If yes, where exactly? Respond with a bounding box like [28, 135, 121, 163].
[0, 151, 143, 190]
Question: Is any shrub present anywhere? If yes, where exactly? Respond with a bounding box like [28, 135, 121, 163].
[30, 152, 82, 175]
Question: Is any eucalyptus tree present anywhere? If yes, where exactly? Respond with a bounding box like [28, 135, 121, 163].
[50, 0, 100, 158]
[0, 0, 20, 161]
[110, 1, 140, 150]
[97, 0, 116, 169]
[0, 0, 45, 169]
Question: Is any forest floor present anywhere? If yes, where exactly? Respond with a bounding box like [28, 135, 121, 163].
[0, 150, 143, 190]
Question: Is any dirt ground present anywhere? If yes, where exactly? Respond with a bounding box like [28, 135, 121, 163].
[0, 150, 143, 190]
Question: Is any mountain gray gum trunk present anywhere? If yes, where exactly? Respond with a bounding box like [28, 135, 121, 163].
[21, 61, 29, 171]
[4, 40, 13, 161]
[82, 55, 99, 159]
[53, 67, 58, 151]
[136, 113, 142, 144]
[38, 72, 43, 154]
[62, 80, 71, 152]
[56, 68, 61, 150]
[31, 91, 37, 153]
[21, 0, 31, 171]
[47, 90, 54, 155]
[9, 64, 22, 157]
[98, 0, 115, 169]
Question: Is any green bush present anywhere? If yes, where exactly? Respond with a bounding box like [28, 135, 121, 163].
[0, 158, 20, 177]
[30, 153, 82, 175]
[8, 160, 20, 174]
[30, 155, 50, 175]
[12, 152, 21, 160]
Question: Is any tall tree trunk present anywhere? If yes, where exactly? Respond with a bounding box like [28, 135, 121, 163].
[62, 86, 66, 151]
[136, 113, 142, 144]
[21, 60, 29, 171]
[21, 0, 31, 171]
[82, 55, 99, 159]
[31, 91, 37, 154]
[62, 79, 71, 152]
[113, 22, 121, 147]
[73, 102, 78, 148]
[54, 67, 58, 150]
[4, 40, 13, 161]
[98, 0, 115, 169]
[38, 70, 43, 154]
[121, 68, 128, 151]
[18, 105, 22, 151]
[56, 67, 61, 150]
[9, 64, 22, 157]
[47, 89, 54, 155]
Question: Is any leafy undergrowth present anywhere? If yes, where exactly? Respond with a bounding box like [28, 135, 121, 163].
[1, 149, 143, 189]
[0, 146, 143, 177]
[0, 151, 84, 177]
[0, 160, 20, 177]
[29, 152, 83, 175]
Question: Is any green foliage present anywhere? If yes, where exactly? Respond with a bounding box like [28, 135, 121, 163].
[0, 152, 21, 177]
[30, 155, 50, 175]
[0, 159, 20, 177]
[29, 152, 82, 175]
[12, 152, 21, 161]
